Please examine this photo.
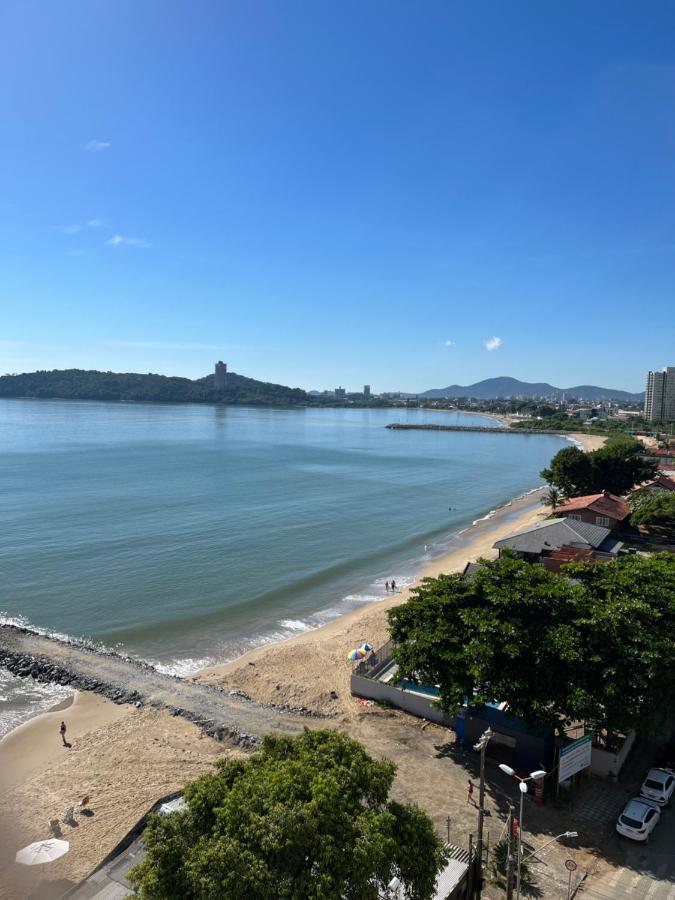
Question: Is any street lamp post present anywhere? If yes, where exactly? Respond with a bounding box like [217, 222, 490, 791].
[498, 765, 547, 900]
[473, 727, 493, 897]
[521, 831, 578, 865]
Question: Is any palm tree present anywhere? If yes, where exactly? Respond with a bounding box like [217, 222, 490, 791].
[542, 486, 561, 510]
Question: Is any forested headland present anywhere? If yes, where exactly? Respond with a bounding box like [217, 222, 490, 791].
[0, 369, 309, 406]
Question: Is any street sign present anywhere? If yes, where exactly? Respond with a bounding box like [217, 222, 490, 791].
[565, 859, 577, 872]
[558, 734, 592, 783]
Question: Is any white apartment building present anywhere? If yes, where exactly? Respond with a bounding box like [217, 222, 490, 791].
[645, 366, 675, 422]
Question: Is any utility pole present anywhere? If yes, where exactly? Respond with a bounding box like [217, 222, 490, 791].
[505, 805, 515, 900]
[467, 833, 474, 900]
[473, 727, 493, 897]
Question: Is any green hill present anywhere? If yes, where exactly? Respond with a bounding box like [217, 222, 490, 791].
[0, 369, 309, 406]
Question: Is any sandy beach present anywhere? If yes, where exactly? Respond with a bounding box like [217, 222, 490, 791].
[0, 431, 605, 897]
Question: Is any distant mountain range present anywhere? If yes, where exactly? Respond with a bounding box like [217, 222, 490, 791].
[420, 376, 644, 403]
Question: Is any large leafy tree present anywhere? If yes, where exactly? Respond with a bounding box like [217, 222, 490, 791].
[565, 553, 675, 733]
[388, 553, 675, 735]
[541, 436, 656, 497]
[589, 436, 657, 495]
[129, 729, 446, 900]
[540, 445, 594, 497]
[629, 490, 675, 533]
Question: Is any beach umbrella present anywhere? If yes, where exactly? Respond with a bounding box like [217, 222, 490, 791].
[15, 840, 69, 866]
[347, 648, 366, 661]
[360, 643, 373, 652]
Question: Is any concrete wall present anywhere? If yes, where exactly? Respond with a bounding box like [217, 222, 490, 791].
[351, 673, 452, 726]
[590, 731, 636, 779]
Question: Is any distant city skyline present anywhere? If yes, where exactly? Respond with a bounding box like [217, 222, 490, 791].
[2, 1, 675, 393]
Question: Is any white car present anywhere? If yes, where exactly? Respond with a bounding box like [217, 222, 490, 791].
[640, 768, 675, 807]
[616, 797, 661, 842]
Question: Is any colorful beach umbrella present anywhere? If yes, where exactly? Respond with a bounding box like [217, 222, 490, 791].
[360, 643, 373, 652]
[347, 648, 366, 661]
[16, 840, 69, 866]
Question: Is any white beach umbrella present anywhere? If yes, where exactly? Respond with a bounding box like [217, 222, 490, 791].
[15, 839, 69, 866]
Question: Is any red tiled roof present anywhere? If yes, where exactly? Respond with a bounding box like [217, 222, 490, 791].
[634, 473, 675, 492]
[556, 491, 630, 520]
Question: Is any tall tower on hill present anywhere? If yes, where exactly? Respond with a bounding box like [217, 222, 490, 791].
[214, 360, 228, 389]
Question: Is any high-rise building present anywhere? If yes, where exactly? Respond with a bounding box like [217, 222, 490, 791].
[214, 360, 228, 389]
[335, 387, 346, 400]
[645, 367, 675, 422]
[363, 384, 371, 398]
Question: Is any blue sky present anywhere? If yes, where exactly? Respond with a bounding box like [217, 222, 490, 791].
[1, 1, 674, 393]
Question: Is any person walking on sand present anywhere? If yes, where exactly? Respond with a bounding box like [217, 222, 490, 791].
[59, 721, 67, 746]
[467, 779, 475, 805]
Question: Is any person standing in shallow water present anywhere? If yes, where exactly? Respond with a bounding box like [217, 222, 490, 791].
[59, 721, 67, 746]
[391, 579, 397, 592]
[385, 581, 390, 592]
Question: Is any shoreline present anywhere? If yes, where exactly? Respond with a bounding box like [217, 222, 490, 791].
[0, 431, 603, 743]
[0, 431, 606, 896]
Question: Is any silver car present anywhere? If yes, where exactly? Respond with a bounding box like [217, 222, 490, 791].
[640, 768, 675, 807]
[616, 797, 661, 842]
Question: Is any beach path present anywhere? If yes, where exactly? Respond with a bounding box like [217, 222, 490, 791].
[0, 626, 308, 747]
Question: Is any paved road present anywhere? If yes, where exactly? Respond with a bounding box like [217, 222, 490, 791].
[0, 625, 307, 746]
[581, 802, 675, 900]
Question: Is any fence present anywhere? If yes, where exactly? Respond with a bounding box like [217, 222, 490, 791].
[354, 638, 395, 678]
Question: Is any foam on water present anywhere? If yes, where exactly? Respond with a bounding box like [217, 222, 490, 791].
[0, 668, 75, 737]
[278, 619, 312, 632]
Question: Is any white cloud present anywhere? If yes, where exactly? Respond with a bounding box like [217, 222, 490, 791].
[484, 336, 503, 351]
[106, 234, 152, 249]
[59, 219, 107, 235]
[444, 340, 456, 347]
[85, 139, 111, 152]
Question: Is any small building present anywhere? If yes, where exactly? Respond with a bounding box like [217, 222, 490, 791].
[553, 491, 630, 531]
[630, 473, 675, 498]
[493, 517, 622, 564]
[351, 641, 555, 774]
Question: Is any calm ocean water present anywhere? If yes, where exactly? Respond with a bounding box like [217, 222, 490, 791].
[0, 399, 566, 733]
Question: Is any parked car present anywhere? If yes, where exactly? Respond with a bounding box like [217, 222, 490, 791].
[616, 797, 661, 842]
[640, 768, 675, 807]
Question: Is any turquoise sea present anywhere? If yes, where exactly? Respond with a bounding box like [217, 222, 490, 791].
[0, 399, 566, 732]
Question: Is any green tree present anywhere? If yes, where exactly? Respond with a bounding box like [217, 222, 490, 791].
[388, 554, 675, 735]
[542, 486, 562, 510]
[129, 729, 446, 900]
[629, 490, 675, 533]
[589, 436, 657, 495]
[541, 437, 656, 497]
[565, 553, 675, 733]
[540, 445, 594, 498]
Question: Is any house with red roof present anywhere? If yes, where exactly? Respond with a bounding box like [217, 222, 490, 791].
[553, 491, 630, 532]
[630, 472, 675, 498]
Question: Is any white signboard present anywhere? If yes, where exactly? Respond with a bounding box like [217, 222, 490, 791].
[558, 734, 592, 783]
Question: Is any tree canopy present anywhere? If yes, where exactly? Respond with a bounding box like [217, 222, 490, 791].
[629, 490, 675, 533]
[388, 553, 675, 735]
[540, 436, 656, 497]
[129, 729, 446, 900]
[0, 369, 309, 406]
